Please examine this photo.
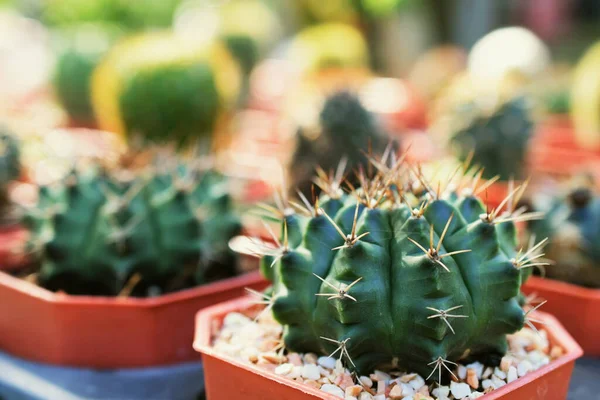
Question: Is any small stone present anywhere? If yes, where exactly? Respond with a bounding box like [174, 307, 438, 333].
[450, 382, 471, 399]
[287, 353, 302, 366]
[372, 370, 391, 382]
[335, 359, 344, 374]
[468, 392, 484, 398]
[432, 385, 449, 398]
[482, 367, 493, 379]
[377, 380, 386, 394]
[400, 373, 417, 383]
[373, 395, 386, 400]
[457, 365, 467, 380]
[465, 362, 484, 379]
[466, 368, 479, 389]
[335, 373, 355, 390]
[400, 383, 415, 396]
[302, 364, 321, 380]
[507, 366, 518, 383]
[261, 352, 284, 364]
[550, 346, 564, 359]
[401, 396, 414, 400]
[289, 366, 303, 379]
[481, 379, 494, 390]
[359, 376, 373, 388]
[493, 367, 506, 380]
[304, 353, 318, 364]
[305, 380, 320, 389]
[500, 356, 512, 372]
[321, 384, 345, 398]
[491, 375, 506, 389]
[359, 392, 374, 400]
[389, 384, 404, 398]
[517, 360, 533, 377]
[318, 356, 337, 370]
[275, 363, 293, 376]
[345, 397, 358, 400]
[346, 385, 363, 397]
[417, 385, 429, 396]
[414, 394, 433, 400]
[409, 375, 425, 390]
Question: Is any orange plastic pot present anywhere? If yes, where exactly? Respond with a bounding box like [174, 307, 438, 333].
[0, 224, 28, 272]
[194, 297, 582, 400]
[0, 268, 268, 368]
[523, 276, 600, 356]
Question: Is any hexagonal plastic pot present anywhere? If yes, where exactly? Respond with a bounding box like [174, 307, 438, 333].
[0, 224, 28, 272]
[194, 297, 582, 400]
[0, 267, 268, 368]
[523, 276, 600, 356]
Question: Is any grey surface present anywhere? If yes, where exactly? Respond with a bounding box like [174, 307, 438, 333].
[0, 351, 204, 400]
[569, 357, 600, 399]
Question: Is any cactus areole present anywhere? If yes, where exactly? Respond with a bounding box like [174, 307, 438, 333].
[254, 156, 543, 381]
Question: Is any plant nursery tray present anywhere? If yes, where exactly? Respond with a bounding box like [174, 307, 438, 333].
[193, 297, 583, 400]
[0, 269, 268, 368]
[523, 276, 600, 356]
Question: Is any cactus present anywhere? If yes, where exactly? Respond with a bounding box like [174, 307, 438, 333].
[24, 157, 242, 296]
[528, 183, 600, 288]
[0, 127, 20, 222]
[91, 32, 241, 147]
[254, 156, 544, 380]
[289, 90, 389, 197]
[449, 97, 533, 181]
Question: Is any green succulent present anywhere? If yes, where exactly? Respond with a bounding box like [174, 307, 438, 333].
[0, 127, 20, 221]
[24, 158, 241, 296]
[257, 158, 540, 381]
[450, 98, 534, 181]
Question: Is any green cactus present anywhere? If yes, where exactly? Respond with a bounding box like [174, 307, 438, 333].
[450, 97, 533, 181]
[528, 184, 600, 288]
[0, 127, 20, 222]
[256, 157, 542, 381]
[24, 158, 242, 296]
[289, 91, 390, 197]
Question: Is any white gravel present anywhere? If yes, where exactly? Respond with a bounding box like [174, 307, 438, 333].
[211, 311, 563, 400]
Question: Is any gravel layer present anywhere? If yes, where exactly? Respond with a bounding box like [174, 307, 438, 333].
[212, 309, 564, 400]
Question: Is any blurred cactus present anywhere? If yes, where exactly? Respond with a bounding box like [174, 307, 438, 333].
[91, 32, 241, 147]
[253, 155, 543, 380]
[0, 127, 20, 222]
[53, 23, 121, 124]
[528, 182, 600, 287]
[24, 155, 241, 296]
[450, 98, 534, 181]
[571, 41, 600, 148]
[289, 90, 389, 197]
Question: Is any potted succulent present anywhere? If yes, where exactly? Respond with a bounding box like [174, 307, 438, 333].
[194, 155, 582, 399]
[0, 149, 267, 368]
[439, 96, 534, 210]
[524, 179, 600, 355]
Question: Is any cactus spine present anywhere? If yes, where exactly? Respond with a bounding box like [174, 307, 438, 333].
[255, 155, 544, 380]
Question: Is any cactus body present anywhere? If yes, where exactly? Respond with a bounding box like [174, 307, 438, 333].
[0, 127, 20, 220]
[529, 186, 600, 288]
[450, 98, 533, 181]
[260, 161, 536, 379]
[91, 32, 241, 146]
[289, 91, 389, 197]
[25, 161, 241, 296]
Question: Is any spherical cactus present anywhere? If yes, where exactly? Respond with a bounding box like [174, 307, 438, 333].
[571, 41, 600, 149]
[24, 156, 242, 296]
[449, 97, 534, 181]
[254, 156, 544, 381]
[91, 32, 241, 147]
[289, 90, 389, 197]
[528, 183, 600, 288]
[53, 23, 121, 124]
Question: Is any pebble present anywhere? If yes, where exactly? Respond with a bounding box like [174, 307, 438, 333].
[468, 392, 484, 399]
[409, 376, 425, 390]
[457, 365, 467, 380]
[275, 363, 293, 376]
[360, 376, 373, 388]
[359, 392, 374, 400]
[302, 364, 321, 380]
[466, 368, 478, 389]
[450, 382, 471, 399]
[346, 385, 363, 397]
[289, 366, 303, 379]
[481, 379, 494, 390]
[319, 356, 337, 370]
[493, 367, 506, 380]
[374, 395, 386, 400]
[321, 384, 345, 398]
[482, 366, 493, 379]
[491, 375, 506, 389]
[507, 366, 518, 383]
[517, 360, 533, 377]
[432, 386, 449, 398]
[389, 385, 404, 398]
[400, 383, 415, 396]
[465, 362, 484, 379]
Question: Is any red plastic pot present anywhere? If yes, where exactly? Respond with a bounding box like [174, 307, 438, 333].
[523, 276, 600, 356]
[0, 268, 268, 368]
[0, 224, 28, 272]
[194, 297, 582, 400]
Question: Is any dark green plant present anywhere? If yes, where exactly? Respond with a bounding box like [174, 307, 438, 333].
[255, 157, 544, 381]
[289, 91, 390, 197]
[450, 97, 533, 181]
[0, 127, 20, 222]
[529, 184, 600, 288]
[24, 158, 241, 296]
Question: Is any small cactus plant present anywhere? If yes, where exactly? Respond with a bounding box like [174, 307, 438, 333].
[289, 90, 389, 197]
[24, 155, 242, 296]
[528, 182, 600, 288]
[252, 155, 545, 380]
[0, 127, 20, 223]
[449, 97, 534, 181]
